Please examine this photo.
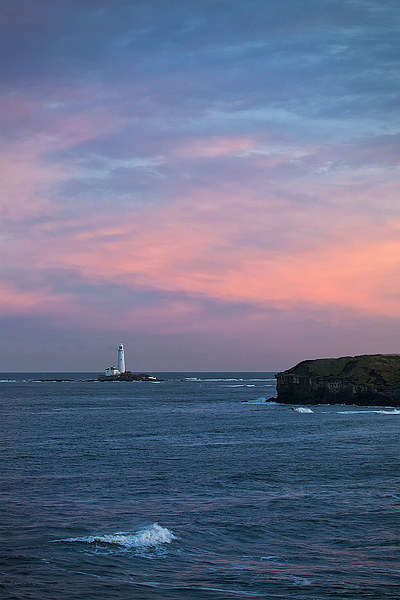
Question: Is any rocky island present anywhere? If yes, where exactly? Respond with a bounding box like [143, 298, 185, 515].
[276, 354, 400, 406]
[97, 371, 158, 382]
[97, 343, 159, 382]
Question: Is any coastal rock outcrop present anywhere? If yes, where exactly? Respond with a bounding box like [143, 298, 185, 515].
[97, 371, 158, 382]
[276, 354, 400, 406]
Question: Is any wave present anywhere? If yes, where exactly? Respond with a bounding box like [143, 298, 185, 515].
[185, 377, 244, 382]
[198, 587, 263, 597]
[244, 398, 266, 404]
[244, 397, 278, 404]
[292, 407, 313, 413]
[245, 397, 266, 404]
[184, 377, 243, 382]
[183, 377, 275, 383]
[226, 384, 256, 388]
[204, 378, 245, 382]
[60, 523, 176, 550]
[337, 409, 400, 415]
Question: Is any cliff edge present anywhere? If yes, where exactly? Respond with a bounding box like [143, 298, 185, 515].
[276, 354, 400, 406]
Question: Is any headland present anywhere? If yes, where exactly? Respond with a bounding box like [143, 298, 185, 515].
[276, 354, 400, 406]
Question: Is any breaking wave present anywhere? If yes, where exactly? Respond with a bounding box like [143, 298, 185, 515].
[226, 384, 256, 388]
[337, 409, 400, 415]
[60, 523, 177, 550]
[203, 378, 243, 382]
[243, 397, 279, 405]
[292, 407, 313, 413]
[244, 397, 266, 404]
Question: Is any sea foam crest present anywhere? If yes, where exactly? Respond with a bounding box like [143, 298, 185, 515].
[244, 397, 279, 405]
[338, 409, 400, 415]
[292, 407, 313, 413]
[245, 397, 267, 404]
[63, 523, 176, 549]
[226, 384, 256, 387]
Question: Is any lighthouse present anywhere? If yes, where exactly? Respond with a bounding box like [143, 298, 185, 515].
[98, 343, 156, 381]
[118, 343, 125, 374]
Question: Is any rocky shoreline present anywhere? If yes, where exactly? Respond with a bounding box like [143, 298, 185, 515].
[97, 371, 160, 382]
[275, 354, 400, 406]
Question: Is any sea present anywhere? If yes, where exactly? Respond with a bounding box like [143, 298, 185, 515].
[1, 372, 399, 600]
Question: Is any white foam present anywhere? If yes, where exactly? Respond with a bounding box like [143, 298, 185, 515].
[203, 378, 243, 382]
[292, 407, 313, 413]
[62, 523, 176, 549]
[200, 588, 262, 597]
[293, 577, 313, 586]
[226, 384, 246, 387]
[244, 397, 279, 405]
[338, 409, 400, 415]
[245, 397, 267, 404]
[226, 384, 256, 388]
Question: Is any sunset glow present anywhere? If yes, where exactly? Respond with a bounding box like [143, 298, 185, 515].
[1, 0, 399, 370]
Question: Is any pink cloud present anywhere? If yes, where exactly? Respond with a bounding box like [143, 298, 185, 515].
[0, 282, 75, 316]
[0, 91, 127, 222]
[0, 141, 56, 221]
[1, 90, 399, 330]
[174, 136, 256, 158]
[4, 181, 399, 325]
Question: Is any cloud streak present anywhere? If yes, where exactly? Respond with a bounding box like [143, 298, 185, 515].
[0, 0, 399, 370]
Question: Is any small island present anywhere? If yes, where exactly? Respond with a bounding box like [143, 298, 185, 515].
[276, 354, 400, 406]
[97, 371, 158, 382]
[97, 343, 159, 382]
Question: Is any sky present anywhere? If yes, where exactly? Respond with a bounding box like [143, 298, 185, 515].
[1, 0, 399, 372]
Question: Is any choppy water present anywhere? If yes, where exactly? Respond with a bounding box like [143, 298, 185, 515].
[1, 372, 399, 599]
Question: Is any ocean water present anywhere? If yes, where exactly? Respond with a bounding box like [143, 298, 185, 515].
[1, 372, 399, 600]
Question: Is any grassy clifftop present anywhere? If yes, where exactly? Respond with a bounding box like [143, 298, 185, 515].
[284, 354, 400, 387]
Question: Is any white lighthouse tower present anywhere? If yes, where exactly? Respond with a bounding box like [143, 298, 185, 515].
[118, 343, 126, 374]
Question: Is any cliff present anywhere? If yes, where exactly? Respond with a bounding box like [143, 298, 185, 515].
[276, 354, 400, 406]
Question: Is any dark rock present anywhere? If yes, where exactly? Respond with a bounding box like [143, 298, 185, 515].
[97, 372, 160, 382]
[276, 354, 400, 406]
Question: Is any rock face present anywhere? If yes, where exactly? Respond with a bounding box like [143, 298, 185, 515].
[276, 354, 400, 406]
